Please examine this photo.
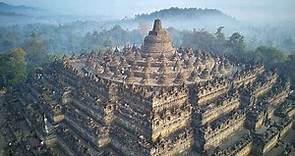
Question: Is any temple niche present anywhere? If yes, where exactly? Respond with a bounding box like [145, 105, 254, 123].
[10, 19, 295, 156]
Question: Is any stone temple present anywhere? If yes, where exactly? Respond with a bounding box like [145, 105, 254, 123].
[9, 19, 294, 155]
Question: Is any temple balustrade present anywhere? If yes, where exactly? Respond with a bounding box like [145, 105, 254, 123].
[200, 110, 246, 149]
[20, 97, 46, 134]
[58, 127, 102, 156]
[245, 108, 266, 131]
[252, 72, 277, 97]
[64, 115, 100, 146]
[59, 70, 79, 87]
[117, 101, 150, 124]
[28, 85, 66, 121]
[274, 101, 295, 118]
[151, 128, 193, 156]
[70, 98, 105, 124]
[233, 65, 264, 87]
[240, 72, 278, 101]
[196, 79, 229, 104]
[199, 93, 240, 125]
[202, 110, 246, 139]
[65, 105, 104, 137]
[122, 91, 152, 114]
[253, 126, 280, 155]
[114, 104, 151, 136]
[109, 125, 150, 156]
[21, 99, 53, 131]
[263, 79, 290, 107]
[152, 87, 188, 109]
[211, 133, 252, 156]
[275, 117, 293, 138]
[152, 104, 192, 141]
[113, 111, 151, 138]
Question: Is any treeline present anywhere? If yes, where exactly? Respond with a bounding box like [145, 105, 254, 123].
[249, 47, 295, 85]
[0, 23, 143, 54]
[81, 25, 142, 52]
[0, 33, 50, 89]
[169, 27, 245, 54]
[245, 24, 295, 53]
[0, 22, 294, 90]
[180, 26, 295, 86]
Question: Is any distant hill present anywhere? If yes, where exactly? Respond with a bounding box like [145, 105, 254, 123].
[0, 2, 34, 10]
[0, 2, 53, 26]
[134, 7, 232, 21]
[0, 2, 40, 16]
[120, 7, 239, 32]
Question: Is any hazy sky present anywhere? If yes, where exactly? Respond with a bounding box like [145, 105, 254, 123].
[3, 0, 295, 22]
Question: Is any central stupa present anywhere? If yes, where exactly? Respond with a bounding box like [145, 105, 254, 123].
[141, 19, 175, 57]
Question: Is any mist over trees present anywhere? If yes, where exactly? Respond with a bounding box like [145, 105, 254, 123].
[81, 25, 142, 51]
[1, 7, 294, 53]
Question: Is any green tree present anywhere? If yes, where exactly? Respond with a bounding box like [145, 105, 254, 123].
[215, 26, 226, 53]
[0, 48, 27, 88]
[226, 32, 246, 54]
[215, 26, 225, 41]
[254, 46, 287, 67]
[8, 48, 27, 85]
[24, 32, 49, 72]
[182, 29, 218, 53]
[279, 54, 295, 86]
